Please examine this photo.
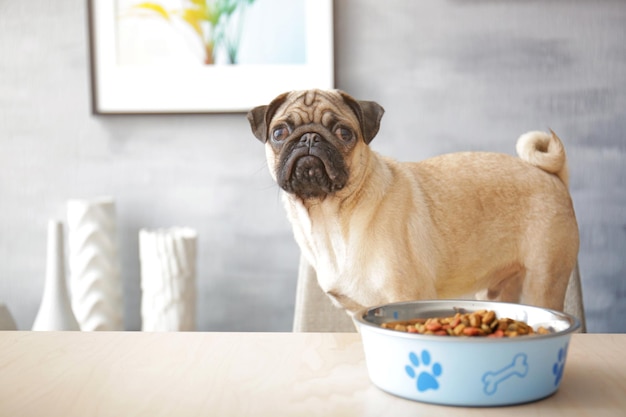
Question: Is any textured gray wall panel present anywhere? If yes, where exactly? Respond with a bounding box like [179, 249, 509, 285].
[0, 0, 624, 332]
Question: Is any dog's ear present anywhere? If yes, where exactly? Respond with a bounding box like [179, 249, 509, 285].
[338, 91, 385, 145]
[247, 92, 289, 143]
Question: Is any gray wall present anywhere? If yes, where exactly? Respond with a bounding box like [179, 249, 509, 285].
[1, 0, 624, 332]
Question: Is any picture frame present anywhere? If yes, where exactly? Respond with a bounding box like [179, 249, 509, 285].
[88, 0, 334, 114]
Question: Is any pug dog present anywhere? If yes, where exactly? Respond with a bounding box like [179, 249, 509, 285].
[247, 89, 579, 316]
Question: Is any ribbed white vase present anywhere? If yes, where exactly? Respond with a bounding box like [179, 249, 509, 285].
[32, 220, 80, 331]
[67, 197, 123, 331]
[139, 228, 197, 331]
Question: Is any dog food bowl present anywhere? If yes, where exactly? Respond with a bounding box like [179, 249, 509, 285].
[353, 300, 580, 407]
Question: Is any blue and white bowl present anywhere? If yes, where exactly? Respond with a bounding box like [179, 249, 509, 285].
[353, 300, 580, 407]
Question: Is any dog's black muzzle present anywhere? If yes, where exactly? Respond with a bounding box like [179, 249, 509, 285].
[276, 126, 349, 199]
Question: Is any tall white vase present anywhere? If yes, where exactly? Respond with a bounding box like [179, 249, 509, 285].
[139, 228, 197, 331]
[32, 220, 80, 331]
[67, 197, 123, 331]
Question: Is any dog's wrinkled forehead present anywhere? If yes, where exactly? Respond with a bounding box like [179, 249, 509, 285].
[273, 90, 359, 128]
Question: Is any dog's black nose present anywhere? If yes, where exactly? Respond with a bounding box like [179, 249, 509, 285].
[300, 133, 321, 148]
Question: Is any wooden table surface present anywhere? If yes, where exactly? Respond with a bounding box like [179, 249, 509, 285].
[0, 332, 624, 417]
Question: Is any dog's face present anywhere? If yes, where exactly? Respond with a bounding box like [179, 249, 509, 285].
[247, 89, 385, 200]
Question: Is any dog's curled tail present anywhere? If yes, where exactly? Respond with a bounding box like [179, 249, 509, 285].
[516, 130, 569, 188]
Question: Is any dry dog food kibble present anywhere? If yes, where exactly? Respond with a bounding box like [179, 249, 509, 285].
[381, 309, 551, 337]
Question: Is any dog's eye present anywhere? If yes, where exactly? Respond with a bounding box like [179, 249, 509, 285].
[272, 126, 290, 141]
[335, 127, 353, 141]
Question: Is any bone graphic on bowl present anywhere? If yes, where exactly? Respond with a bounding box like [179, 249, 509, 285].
[482, 353, 529, 395]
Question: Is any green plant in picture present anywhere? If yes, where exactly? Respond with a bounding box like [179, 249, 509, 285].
[132, 0, 256, 65]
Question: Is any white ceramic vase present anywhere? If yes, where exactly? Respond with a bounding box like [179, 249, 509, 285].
[32, 220, 80, 331]
[67, 197, 123, 331]
[139, 228, 197, 331]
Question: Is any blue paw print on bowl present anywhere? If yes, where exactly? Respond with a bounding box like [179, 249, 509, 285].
[405, 350, 442, 392]
[553, 343, 568, 386]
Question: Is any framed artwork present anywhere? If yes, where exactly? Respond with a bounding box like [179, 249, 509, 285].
[88, 0, 334, 114]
